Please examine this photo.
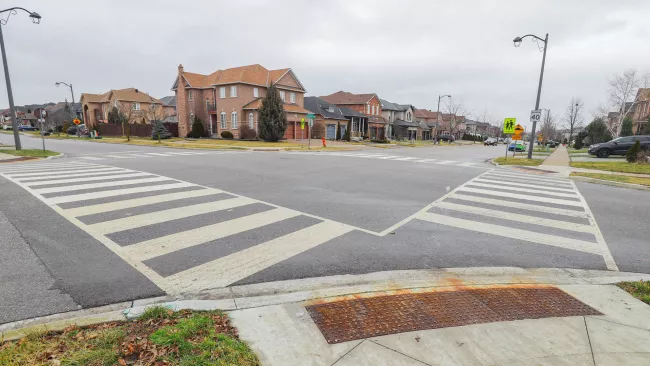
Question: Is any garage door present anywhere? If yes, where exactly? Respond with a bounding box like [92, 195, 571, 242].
[284, 122, 296, 139]
[326, 124, 336, 139]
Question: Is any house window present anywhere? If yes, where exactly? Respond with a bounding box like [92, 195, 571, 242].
[290, 92, 296, 103]
[219, 87, 226, 99]
[188, 91, 193, 101]
[113, 100, 118, 108]
[220, 112, 226, 129]
[371, 105, 375, 115]
[230, 86, 237, 98]
[231, 112, 238, 129]
[132, 102, 140, 110]
[280, 91, 285, 102]
[248, 112, 254, 129]
[352, 118, 358, 132]
[253, 88, 259, 98]
[367, 105, 370, 114]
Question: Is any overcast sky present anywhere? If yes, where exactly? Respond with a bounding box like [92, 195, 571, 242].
[2, 0, 650, 130]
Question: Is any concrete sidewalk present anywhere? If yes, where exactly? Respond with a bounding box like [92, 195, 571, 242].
[4, 267, 649, 365]
[228, 268, 650, 366]
[541, 145, 570, 167]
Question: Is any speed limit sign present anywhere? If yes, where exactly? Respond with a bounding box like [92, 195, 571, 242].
[530, 109, 542, 123]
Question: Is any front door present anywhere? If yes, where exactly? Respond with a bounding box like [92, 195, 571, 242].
[339, 124, 347, 139]
[326, 124, 336, 139]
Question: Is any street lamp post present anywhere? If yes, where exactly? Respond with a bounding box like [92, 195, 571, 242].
[0, 7, 41, 150]
[513, 33, 548, 159]
[437, 94, 451, 140]
[55, 81, 76, 132]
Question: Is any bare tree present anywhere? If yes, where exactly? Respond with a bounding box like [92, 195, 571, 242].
[539, 110, 557, 144]
[444, 99, 469, 136]
[608, 69, 649, 137]
[117, 101, 137, 141]
[563, 98, 584, 144]
[145, 103, 167, 124]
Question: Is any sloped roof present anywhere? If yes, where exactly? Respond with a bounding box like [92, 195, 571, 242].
[393, 119, 421, 128]
[176, 64, 305, 91]
[321, 91, 377, 105]
[80, 93, 106, 103]
[368, 116, 388, 125]
[380, 99, 405, 111]
[338, 106, 367, 118]
[304, 97, 347, 120]
[242, 98, 311, 114]
[159, 96, 176, 107]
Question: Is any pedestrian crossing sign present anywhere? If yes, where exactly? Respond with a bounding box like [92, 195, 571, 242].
[503, 118, 516, 134]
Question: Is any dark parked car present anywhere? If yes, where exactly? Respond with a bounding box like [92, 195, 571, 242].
[588, 136, 650, 158]
[484, 137, 498, 146]
[546, 140, 560, 148]
[439, 134, 455, 142]
[18, 125, 38, 131]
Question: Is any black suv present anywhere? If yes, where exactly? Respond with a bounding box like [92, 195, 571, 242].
[588, 135, 650, 158]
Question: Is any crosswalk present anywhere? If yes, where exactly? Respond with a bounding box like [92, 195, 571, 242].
[75, 150, 244, 161]
[415, 168, 618, 270]
[287, 151, 483, 168]
[0, 161, 353, 294]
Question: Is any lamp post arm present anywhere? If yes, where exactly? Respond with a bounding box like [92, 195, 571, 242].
[519, 34, 546, 43]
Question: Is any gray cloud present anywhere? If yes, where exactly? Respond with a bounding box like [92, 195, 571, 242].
[2, 0, 649, 130]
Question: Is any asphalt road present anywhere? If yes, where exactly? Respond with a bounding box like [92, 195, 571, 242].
[1, 134, 649, 324]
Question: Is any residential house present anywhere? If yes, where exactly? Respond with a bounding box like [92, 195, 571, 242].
[160, 96, 176, 113]
[439, 114, 465, 139]
[172, 64, 310, 139]
[321, 91, 383, 139]
[414, 109, 440, 140]
[304, 97, 349, 139]
[380, 99, 421, 140]
[80, 88, 169, 128]
[339, 106, 368, 139]
[632, 88, 650, 134]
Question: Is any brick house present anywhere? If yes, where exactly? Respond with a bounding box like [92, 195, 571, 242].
[632, 88, 650, 134]
[172, 64, 311, 139]
[304, 97, 349, 139]
[380, 99, 421, 140]
[321, 91, 383, 139]
[414, 109, 440, 139]
[80, 88, 171, 128]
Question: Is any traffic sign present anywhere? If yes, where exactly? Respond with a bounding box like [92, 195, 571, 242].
[503, 118, 516, 134]
[530, 109, 542, 123]
[73, 118, 81, 125]
[33, 108, 47, 119]
[306, 113, 316, 119]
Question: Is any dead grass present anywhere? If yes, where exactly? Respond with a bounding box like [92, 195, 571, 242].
[618, 281, 650, 305]
[493, 157, 543, 166]
[570, 172, 650, 187]
[0, 307, 260, 366]
[570, 161, 650, 174]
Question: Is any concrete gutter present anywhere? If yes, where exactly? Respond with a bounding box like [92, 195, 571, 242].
[2, 267, 649, 342]
[571, 175, 650, 191]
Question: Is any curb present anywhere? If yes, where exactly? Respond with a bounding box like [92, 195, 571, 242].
[46, 153, 65, 160]
[570, 175, 650, 191]
[3, 267, 650, 342]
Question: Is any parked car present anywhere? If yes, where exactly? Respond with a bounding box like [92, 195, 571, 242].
[67, 125, 77, 135]
[2, 124, 12, 130]
[484, 138, 498, 146]
[439, 134, 455, 142]
[18, 125, 38, 131]
[508, 142, 527, 152]
[588, 136, 650, 158]
[546, 140, 560, 148]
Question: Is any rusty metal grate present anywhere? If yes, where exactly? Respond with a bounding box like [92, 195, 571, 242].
[306, 286, 601, 344]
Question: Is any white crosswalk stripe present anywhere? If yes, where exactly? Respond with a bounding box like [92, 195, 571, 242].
[416, 168, 618, 271]
[0, 161, 354, 294]
[287, 151, 481, 168]
[73, 150, 246, 161]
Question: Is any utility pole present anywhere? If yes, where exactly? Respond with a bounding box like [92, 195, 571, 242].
[528, 33, 548, 159]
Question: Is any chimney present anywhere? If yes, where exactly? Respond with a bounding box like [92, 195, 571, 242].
[178, 64, 184, 73]
[135, 88, 139, 93]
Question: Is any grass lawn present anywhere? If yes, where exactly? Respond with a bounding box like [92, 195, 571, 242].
[0, 149, 59, 157]
[571, 172, 650, 187]
[493, 157, 543, 166]
[570, 161, 650, 174]
[568, 148, 589, 154]
[0, 307, 260, 366]
[618, 281, 650, 305]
